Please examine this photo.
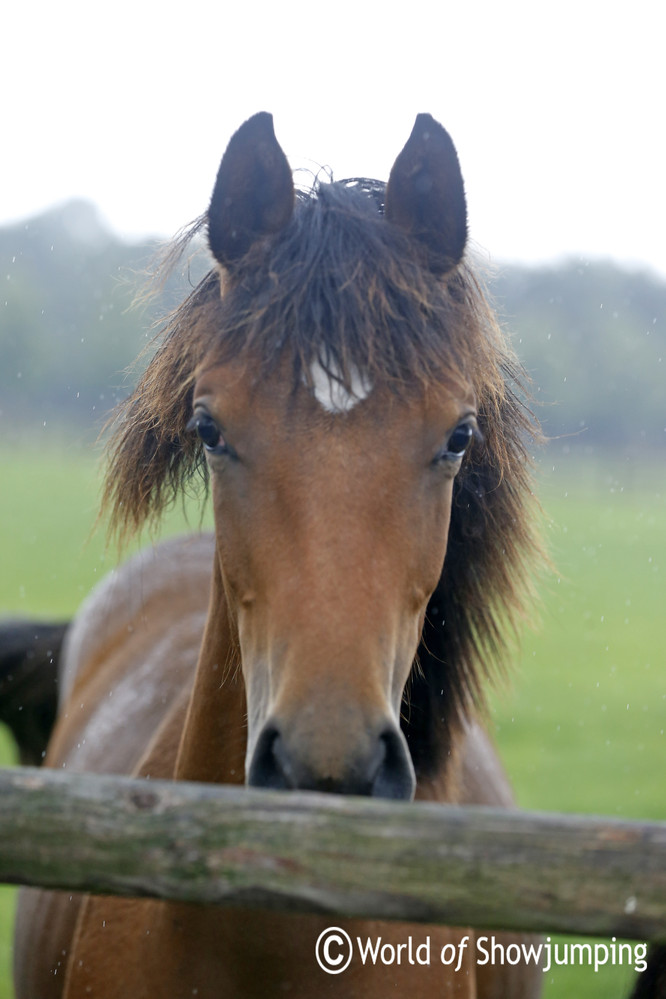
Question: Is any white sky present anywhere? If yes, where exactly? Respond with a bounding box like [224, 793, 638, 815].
[3, 0, 665, 276]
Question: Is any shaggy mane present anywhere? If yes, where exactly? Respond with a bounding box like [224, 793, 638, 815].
[102, 177, 545, 774]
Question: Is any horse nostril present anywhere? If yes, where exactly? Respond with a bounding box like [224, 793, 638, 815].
[247, 725, 293, 790]
[371, 727, 416, 801]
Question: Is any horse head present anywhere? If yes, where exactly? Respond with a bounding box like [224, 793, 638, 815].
[102, 112, 540, 805]
[193, 113, 474, 800]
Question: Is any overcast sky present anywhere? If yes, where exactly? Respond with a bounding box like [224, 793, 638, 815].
[4, 1, 665, 276]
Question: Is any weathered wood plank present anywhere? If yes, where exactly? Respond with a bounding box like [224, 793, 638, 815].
[1, 767, 664, 940]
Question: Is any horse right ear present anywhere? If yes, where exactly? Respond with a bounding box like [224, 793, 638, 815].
[385, 114, 467, 274]
[208, 112, 295, 267]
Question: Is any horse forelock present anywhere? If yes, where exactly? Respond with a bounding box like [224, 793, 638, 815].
[101, 176, 545, 769]
[205, 179, 482, 396]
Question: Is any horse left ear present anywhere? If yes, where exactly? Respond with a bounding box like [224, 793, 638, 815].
[208, 112, 295, 267]
[385, 114, 467, 273]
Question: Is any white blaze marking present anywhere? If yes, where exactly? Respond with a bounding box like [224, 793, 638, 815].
[309, 358, 373, 414]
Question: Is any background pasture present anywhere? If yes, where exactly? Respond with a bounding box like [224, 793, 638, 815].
[0, 442, 663, 998]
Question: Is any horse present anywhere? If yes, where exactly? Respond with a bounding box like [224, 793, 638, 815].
[0, 620, 65, 765]
[11, 112, 548, 998]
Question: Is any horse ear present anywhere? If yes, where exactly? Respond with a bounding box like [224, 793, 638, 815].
[385, 114, 467, 273]
[208, 112, 295, 267]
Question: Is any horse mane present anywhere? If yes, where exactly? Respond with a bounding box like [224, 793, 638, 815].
[101, 177, 545, 774]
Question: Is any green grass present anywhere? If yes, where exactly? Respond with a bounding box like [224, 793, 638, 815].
[1, 442, 664, 999]
[487, 450, 665, 998]
[0, 729, 16, 999]
[493, 452, 665, 821]
[0, 437, 211, 618]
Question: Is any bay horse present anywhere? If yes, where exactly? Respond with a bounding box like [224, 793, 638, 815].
[12, 112, 547, 998]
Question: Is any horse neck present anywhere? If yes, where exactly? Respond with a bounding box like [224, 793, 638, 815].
[174, 549, 247, 784]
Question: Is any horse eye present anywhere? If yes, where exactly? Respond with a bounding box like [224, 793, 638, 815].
[187, 414, 225, 452]
[447, 422, 474, 458]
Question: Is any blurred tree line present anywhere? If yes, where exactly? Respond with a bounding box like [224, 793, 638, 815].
[0, 200, 208, 442]
[1, 200, 664, 451]
[493, 262, 664, 451]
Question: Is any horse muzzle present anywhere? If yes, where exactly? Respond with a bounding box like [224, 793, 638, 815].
[247, 717, 416, 800]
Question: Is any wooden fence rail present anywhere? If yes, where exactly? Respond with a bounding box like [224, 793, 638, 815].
[1, 767, 665, 941]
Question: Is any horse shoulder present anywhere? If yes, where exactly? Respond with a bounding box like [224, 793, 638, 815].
[58, 533, 215, 709]
[14, 535, 215, 999]
[47, 533, 215, 775]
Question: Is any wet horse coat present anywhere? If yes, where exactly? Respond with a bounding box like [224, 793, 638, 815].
[14, 113, 544, 997]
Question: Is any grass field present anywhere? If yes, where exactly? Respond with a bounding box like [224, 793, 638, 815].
[0, 440, 663, 998]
